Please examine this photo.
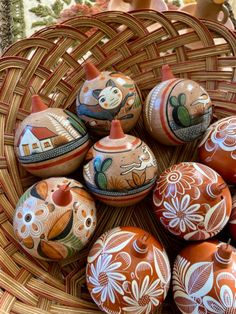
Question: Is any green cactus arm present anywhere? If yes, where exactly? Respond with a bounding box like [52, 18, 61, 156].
[178, 93, 186, 106]
[169, 96, 179, 107]
[101, 158, 112, 172]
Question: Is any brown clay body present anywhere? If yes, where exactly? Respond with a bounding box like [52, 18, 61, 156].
[86, 226, 171, 314]
[76, 62, 142, 136]
[198, 116, 236, 185]
[173, 240, 236, 313]
[13, 177, 96, 261]
[229, 193, 236, 242]
[194, 0, 229, 24]
[108, 0, 168, 12]
[83, 120, 158, 207]
[143, 66, 212, 146]
[14, 95, 89, 177]
[153, 162, 232, 240]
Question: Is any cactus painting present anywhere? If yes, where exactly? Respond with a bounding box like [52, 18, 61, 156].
[169, 93, 191, 127]
[93, 157, 112, 190]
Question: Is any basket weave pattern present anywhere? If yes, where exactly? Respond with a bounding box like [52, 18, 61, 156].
[0, 10, 236, 313]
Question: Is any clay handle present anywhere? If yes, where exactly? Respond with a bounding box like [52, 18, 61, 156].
[218, 5, 229, 24]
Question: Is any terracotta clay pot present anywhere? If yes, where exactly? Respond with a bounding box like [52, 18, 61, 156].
[13, 177, 96, 261]
[86, 226, 171, 314]
[143, 65, 213, 145]
[76, 61, 142, 136]
[198, 116, 236, 185]
[83, 120, 158, 207]
[173, 240, 236, 313]
[14, 94, 89, 177]
[229, 193, 236, 242]
[153, 162, 232, 240]
[108, 0, 168, 12]
[194, 0, 229, 24]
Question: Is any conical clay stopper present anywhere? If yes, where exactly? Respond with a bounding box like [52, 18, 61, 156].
[52, 183, 72, 207]
[84, 61, 101, 81]
[161, 64, 175, 81]
[109, 120, 125, 139]
[31, 95, 48, 113]
[132, 234, 149, 258]
[214, 241, 232, 268]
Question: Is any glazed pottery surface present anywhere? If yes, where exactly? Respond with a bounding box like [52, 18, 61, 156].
[198, 116, 236, 185]
[14, 98, 89, 177]
[86, 226, 171, 314]
[143, 77, 213, 145]
[153, 162, 232, 240]
[83, 120, 158, 207]
[195, 0, 229, 24]
[229, 193, 236, 242]
[13, 177, 96, 261]
[173, 240, 236, 313]
[76, 70, 142, 136]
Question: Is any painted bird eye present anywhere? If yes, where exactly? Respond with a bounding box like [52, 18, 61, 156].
[113, 89, 118, 94]
[100, 97, 106, 103]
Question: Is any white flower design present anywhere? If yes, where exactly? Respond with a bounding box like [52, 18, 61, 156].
[155, 163, 202, 199]
[162, 195, 203, 233]
[73, 202, 96, 244]
[14, 198, 49, 238]
[88, 254, 126, 304]
[123, 275, 163, 314]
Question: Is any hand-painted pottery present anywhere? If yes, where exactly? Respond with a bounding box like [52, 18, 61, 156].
[194, 0, 229, 24]
[173, 240, 236, 314]
[86, 226, 171, 314]
[229, 193, 236, 242]
[143, 65, 213, 145]
[198, 116, 236, 185]
[13, 177, 96, 261]
[83, 120, 158, 207]
[14, 94, 90, 177]
[76, 61, 142, 136]
[153, 162, 232, 240]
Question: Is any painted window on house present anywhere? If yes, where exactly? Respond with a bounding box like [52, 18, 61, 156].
[44, 141, 51, 148]
[32, 143, 39, 149]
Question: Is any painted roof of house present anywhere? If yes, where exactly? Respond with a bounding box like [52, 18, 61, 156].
[17, 126, 57, 146]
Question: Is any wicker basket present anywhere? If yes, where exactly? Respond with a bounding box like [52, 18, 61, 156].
[0, 10, 236, 313]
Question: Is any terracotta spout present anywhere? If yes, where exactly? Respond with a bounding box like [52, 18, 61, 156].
[52, 183, 72, 207]
[161, 64, 175, 81]
[109, 120, 125, 139]
[214, 240, 232, 268]
[132, 234, 149, 258]
[84, 61, 101, 81]
[31, 95, 48, 113]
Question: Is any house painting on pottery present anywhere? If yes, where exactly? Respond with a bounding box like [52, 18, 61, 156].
[17, 126, 57, 157]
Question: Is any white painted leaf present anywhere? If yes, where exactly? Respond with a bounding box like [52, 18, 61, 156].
[174, 291, 199, 314]
[193, 163, 218, 182]
[185, 262, 214, 297]
[203, 296, 223, 313]
[153, 246, 171, 285]
[184, 230, 209, 241]
[104, 231, 135, 254]
[204, 199, 227, 232]
[87, 238, 103, 263]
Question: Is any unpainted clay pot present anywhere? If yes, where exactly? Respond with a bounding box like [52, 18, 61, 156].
[83, 120, 158, 207]
[143, 65, 213, 145]
[198, 116, 236, 185]
[13, 177, 96, 261]
[86, 226, 171, 314]
[229, 193, 236, 242]
[173, 240, 236, 313]
[76, 61, 142, 136]
[14, 94, 89, 177]
[108, 0, 168, 12]
[194, 0, 229, 24]
[153, 162, 232, 240]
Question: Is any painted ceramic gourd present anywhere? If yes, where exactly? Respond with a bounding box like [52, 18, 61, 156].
[143, 65, 213, 145]
[153, 162, 232, 240]
[229, 192, 236, 242]
[13, 177, 96, 261]
[198, 116, 236, 185]
[76, 61, 142, 136]
[14, 93, 90, 177]
[173, 240, 236, 314]
[86, 226, 171, 314]
[83, 120, 158, 207]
